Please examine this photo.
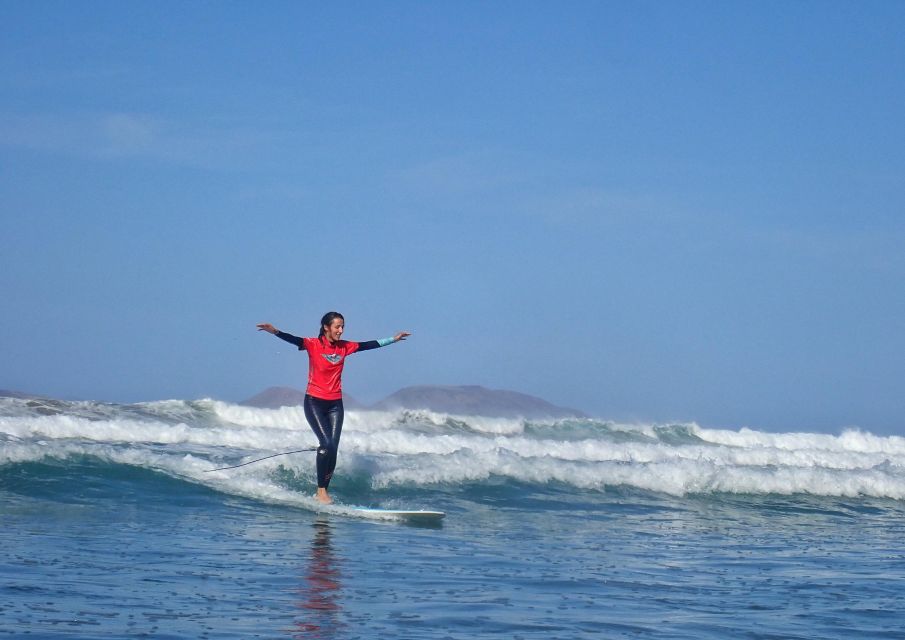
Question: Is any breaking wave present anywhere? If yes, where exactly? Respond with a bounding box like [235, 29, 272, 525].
[3, 396, 905, 505]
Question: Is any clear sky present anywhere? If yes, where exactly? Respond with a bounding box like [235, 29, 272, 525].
[2, 2, 904, 434]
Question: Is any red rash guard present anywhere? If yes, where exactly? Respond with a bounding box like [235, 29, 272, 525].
[299, 336, 360, 400]
[275, 331, 386, 401]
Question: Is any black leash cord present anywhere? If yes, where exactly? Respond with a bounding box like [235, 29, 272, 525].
[203, 447, 317, 473]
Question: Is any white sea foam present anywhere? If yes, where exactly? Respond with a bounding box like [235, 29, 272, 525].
[2, 398, 905, 501]
[693, 424, 905, 455]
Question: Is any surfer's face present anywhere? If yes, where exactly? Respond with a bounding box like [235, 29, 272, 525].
[323, 318, 344, 343]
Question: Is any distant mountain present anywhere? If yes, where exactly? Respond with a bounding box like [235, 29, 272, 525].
[373, 385, 586, 419]
[241, 384, 585, 418]
[240, 386, 363, 409]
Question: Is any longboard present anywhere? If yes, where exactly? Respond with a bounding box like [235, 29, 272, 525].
[349, 507, 445, 522]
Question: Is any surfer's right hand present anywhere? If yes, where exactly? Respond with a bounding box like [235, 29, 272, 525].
[256, 323, 277, 334]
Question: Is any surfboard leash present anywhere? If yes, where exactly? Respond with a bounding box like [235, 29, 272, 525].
[203, 447, 318, 473]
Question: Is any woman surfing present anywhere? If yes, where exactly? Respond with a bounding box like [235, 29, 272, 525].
[256, 312, 409, 504]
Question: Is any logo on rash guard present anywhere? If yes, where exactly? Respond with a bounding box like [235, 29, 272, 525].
[322, 354, 343, 364]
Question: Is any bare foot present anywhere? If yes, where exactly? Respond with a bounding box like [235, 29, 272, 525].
[315, 488, 332, 504]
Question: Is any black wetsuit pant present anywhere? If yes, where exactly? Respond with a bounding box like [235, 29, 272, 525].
[303, 394, 344, 489]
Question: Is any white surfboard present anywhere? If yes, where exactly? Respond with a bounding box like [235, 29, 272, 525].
[349, 507, 445, 522]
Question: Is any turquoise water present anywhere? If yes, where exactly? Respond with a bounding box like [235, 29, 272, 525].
[3, 398, 905, 638]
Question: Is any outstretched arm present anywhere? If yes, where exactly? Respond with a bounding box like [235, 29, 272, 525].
[256, 323, 304, 349]
[357, 331, 411, 352]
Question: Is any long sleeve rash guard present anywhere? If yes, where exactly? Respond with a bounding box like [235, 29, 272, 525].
[275, 331, 390, 400]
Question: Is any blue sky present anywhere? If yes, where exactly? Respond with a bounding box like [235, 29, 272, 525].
[2, 2, 903, 434]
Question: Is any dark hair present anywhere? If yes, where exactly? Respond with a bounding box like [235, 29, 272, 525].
[318, 311, 344, 338]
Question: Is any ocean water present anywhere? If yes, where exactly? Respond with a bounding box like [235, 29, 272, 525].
[2, 397, 905, 639]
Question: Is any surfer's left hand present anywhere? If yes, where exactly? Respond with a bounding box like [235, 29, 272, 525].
[394, 331, 412, 342]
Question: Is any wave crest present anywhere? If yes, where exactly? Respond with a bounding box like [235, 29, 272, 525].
[3, 397, 905, 501]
